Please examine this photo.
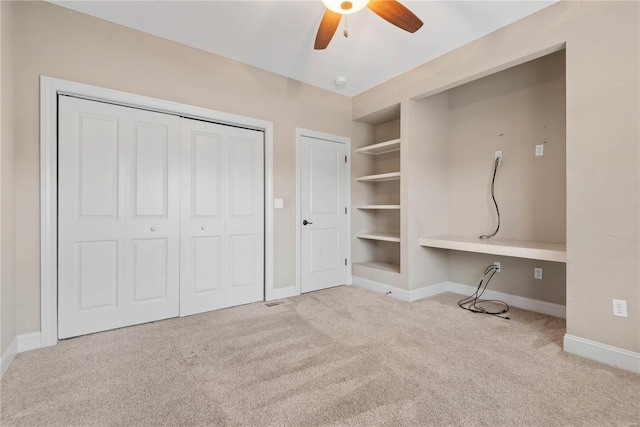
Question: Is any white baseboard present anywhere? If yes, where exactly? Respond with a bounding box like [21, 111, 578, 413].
[351, 277, 449, 302]
[445, 281, 566, 319]
[351, 278, 566, 317]
[266, 286, 299, 301]
[18, 332, 42, 353]
[1, 331, 43, 378]
[1, 337, 18, 378]
[564, 334, 640, 373]
[351, 276, 412, 301]
[408, 282, 450, 302]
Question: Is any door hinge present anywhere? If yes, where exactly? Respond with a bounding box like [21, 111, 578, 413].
[345, 207, 347, 214]
[345, 258, 347, 266]
[345, 155, 348, 163]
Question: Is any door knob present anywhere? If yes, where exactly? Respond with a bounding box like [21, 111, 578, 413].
[201, 226, 206, 230]
[150, 227, 157, 231]
[302, 220, 313, 225]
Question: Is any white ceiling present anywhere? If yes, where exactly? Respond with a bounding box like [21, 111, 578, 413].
[50, 1, 556, 96]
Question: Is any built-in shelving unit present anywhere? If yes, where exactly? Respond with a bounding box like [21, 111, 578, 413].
[357, 232, 401, 243]
[355, 138, 401, 155]
[352, 261, 400, 273]
[350, 50, 567, 314]
[357, 205, 401, 210]
[356, 172, 401, 182]
[353, 121, 402, 281]
[419, 236, 566, 263]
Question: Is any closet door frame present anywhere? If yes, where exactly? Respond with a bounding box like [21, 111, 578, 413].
[40, 76, 275, 348]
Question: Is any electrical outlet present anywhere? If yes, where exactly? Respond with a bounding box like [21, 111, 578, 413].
[495, 150, 503, 162]
[493, 262, 501, 272]
[535, 144, 544, 156]
[274, 198, 284, 209]
[612, 299, 627, 317]
[534, 268, 543, 280]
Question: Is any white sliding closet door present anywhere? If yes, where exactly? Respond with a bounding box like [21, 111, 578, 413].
[179, 118, 264, 316]
[58, 96, 180, 339]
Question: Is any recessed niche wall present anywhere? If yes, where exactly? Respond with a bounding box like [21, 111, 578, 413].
[412, 50, 567, 302]
[446, 51, 566, 243]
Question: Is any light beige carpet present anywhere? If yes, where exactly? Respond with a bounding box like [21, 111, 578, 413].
[1, 286, 639, 426]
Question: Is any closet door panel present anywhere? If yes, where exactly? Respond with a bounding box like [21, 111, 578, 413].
[124, 111, 180, 325]
[77, 240, 119, 310]
[229, 235, 255, 288]
[133, 124, 169, 217]
[229, 139, 255, 216]
[193, 133, 222, 217]
[192, 236, 222, 294]
[225, 129, 264, 306]
[58, 96, 179, 339]
[180, 119, 264, 315]
[59, 97, 127, 338]
[180, 120, 227, 315]
[78, 115, 119, 217]
[131, 238, 168, 302]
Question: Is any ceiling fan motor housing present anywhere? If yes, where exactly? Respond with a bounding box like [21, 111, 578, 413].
[322, 0, 369, 15]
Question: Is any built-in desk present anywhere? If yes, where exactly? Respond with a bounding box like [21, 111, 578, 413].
[418, 236, 566, 263]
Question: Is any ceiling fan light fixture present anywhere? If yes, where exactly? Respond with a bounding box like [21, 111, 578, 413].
[322, 0, 369, 15]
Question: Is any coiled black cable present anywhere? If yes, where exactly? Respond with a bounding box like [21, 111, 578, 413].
[457, 264, 510, 319]
[479, 157, 501, 240]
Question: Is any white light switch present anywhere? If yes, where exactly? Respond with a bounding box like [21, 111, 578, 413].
[535, 144, 544, 156]
[274, 198, 284, 209]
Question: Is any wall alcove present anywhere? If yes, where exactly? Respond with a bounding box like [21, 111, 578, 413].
[353, 50, 567, 307]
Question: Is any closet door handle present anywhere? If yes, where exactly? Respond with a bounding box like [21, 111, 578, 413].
[150, 227, 157, 232]
[201, 226, 207, 230]
[302, 220, 313, 226]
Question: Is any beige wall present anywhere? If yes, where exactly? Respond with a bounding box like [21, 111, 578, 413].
[10, 1, 352, 335]
[447, 51, 566, 244]
[406, 94, 450, 290]
[354, 1, 639, 352]
[446, 51, 567, 304]
[1, 0, 17, 355]
[449, 253, 567, 305]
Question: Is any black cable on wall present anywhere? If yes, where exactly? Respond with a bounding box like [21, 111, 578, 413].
[480, 157, 501, 240]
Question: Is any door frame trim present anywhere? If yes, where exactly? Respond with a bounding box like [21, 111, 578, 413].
[295, 128, 352, 295]
[40, 76, 275, 347]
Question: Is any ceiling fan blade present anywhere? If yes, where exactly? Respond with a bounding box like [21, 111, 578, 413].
[314, 9, 342, 50]
[367, 0, 423, 33]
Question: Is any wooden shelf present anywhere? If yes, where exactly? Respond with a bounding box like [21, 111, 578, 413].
[357, 205, 401, 210]
[418, 235, 566, 263]
[355, 138, 401, 155]
[356, 172, 401, 182]
[354, 130, 402, 284]
[353, 261, 400, 273]
[357, 232, 401, 243]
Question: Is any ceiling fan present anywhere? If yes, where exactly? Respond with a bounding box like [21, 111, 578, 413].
[314, 0, 424, 50]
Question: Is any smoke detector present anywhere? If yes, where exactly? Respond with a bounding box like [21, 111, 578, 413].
[335, 76, 347, 88]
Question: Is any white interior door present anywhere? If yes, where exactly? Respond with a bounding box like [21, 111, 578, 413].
[179, 118, 264, 316]
[300, 135, 348, 293]
[58, 96, 180, 339]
